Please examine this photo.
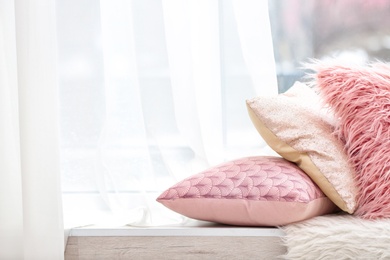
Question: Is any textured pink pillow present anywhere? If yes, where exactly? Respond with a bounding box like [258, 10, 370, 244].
[312, 61, 390, 219]
[157, 156, 338, 226]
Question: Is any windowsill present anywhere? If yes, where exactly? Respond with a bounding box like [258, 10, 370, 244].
[65, 222, 287, 259]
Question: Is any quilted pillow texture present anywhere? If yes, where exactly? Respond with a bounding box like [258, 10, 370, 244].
[312, 61, 390, 219]
[157, 156, 338, 226]
[246, 82, 357, 214]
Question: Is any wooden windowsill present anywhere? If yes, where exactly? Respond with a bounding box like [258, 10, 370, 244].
[65, 223, 286, 259]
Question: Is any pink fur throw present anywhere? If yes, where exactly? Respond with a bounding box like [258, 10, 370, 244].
[310, 61, 390, 219]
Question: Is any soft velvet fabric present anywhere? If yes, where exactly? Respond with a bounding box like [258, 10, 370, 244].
[157, 156, 337, 226]
[311, 61, 390, 219]
[246, 82, 357, 213]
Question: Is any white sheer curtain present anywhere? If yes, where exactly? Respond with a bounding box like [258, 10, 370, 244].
[0, 1, 64, 259]
[59, 0, 277, 227]
[162, 0, 224, 167]
[232, 0, 278, 96]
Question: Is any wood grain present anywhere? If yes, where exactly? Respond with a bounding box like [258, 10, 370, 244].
[65, 236, 286, 260]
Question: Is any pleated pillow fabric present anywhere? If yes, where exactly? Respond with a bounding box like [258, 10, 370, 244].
[246, 82, 357, 213]
[311, 61, 390, 219]
[157, 156, 338, 226]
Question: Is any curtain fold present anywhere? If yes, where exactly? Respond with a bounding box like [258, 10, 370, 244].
[232, 0, 278, 96]
[0, 0, 64, 259]
[162, 0, 224, 168]
[0, 2, 24, 259]
[98, 0, 155, 225]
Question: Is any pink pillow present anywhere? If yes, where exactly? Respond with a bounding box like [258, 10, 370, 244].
[157, 156, 338, 226]
[312, 61, 390, 219]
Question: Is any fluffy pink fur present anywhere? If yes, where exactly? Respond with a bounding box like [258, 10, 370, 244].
[310, 61, 390, 219]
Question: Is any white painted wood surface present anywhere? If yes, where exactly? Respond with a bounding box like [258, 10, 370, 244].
[69, 225, 285, 237]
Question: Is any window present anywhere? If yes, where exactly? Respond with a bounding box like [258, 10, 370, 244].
[58, 0, 390, 226]
[58, 0, 274, 226]
[269, 0, 390, 91]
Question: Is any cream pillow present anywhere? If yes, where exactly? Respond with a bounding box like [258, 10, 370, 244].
[246, 82, 357, 213]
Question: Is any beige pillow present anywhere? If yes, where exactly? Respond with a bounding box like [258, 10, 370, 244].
[246, 82, 357, 213]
